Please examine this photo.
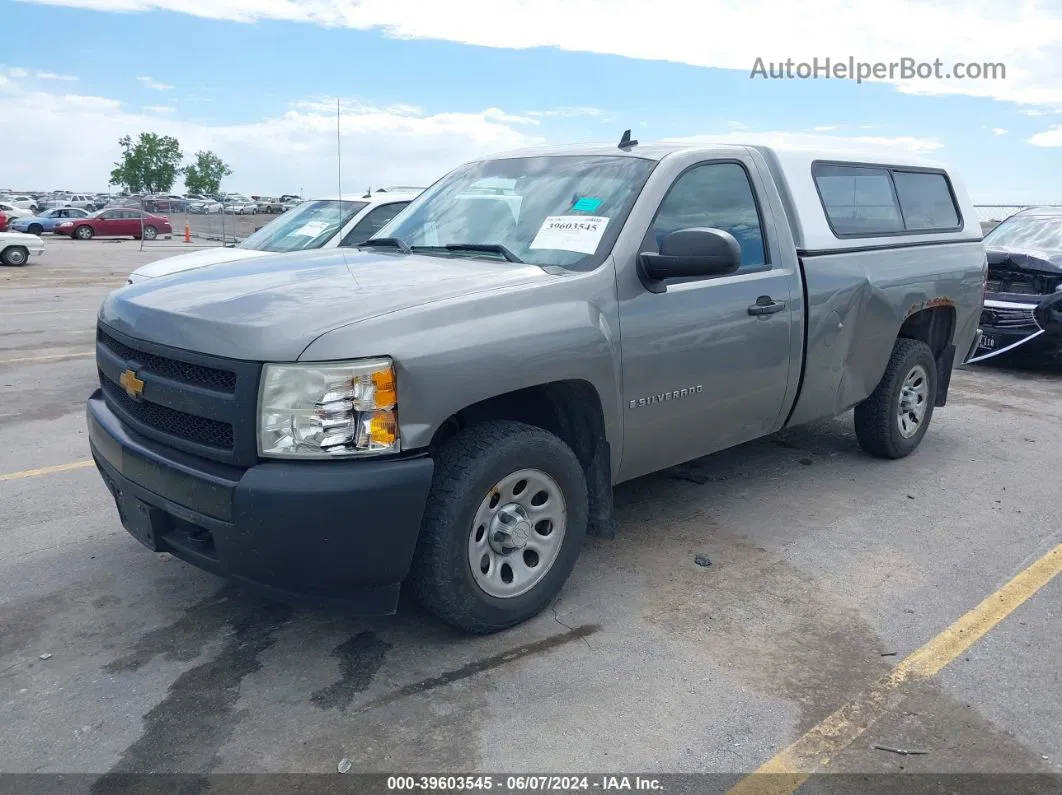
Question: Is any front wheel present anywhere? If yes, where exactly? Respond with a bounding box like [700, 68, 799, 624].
[854, 338, 938, 459]
[2, 245, 29, 266]
[74, 225, 93, 240]
[27, 224, 43, 236]
[142, 225, 158, 241]
[410, 420, 588, 634]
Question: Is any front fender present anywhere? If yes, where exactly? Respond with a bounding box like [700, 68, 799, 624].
[298, 267, 624, 470]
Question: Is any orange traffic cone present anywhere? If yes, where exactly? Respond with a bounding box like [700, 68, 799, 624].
[184, 222, 191, 243]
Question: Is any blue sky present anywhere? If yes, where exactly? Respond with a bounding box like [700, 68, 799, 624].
[2, 0, 1061, 202]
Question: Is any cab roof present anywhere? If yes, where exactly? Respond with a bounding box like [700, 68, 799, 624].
[489, 139, 948, 170]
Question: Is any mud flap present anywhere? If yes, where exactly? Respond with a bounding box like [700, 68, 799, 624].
[934, 343, 956, 407]
[585, 438, 617, 539]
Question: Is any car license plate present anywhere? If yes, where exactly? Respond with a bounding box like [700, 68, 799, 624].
[980, 335, 997, 351]
[118, 494, 160, 551]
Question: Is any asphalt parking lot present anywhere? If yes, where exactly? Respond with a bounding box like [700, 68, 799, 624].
[1, 237, 1060, 787]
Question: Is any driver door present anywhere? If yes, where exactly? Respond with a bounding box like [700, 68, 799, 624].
[617, 157, 802, 481]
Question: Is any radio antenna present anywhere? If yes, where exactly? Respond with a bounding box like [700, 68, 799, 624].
[337, 97, 343, 230]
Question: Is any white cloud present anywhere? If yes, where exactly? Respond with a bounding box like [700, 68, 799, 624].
[813, 125, 837, 131]
[991, 127, 1007, 135]
[483, 107, 539, 125]
[19, 0, 1062, 106]
[143, 105, 176, 113]
[136, 75, 174, 90]
[526, 106, 603, 118]
[0, 80, 542, 193]
[1027, 126, 1062, 146]
[8, 67, 30, 78]
[35, 71, 78, 81]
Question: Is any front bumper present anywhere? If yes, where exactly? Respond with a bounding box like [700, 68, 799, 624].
[87, 390, 434, 614]
[971, 293, 1062, 363]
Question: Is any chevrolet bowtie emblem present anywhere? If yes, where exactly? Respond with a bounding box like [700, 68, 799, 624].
[119, 368, 144, 399]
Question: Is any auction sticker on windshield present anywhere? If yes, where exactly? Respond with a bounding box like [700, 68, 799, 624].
[530, 216, 609, 254]
[294, 221, 330, 237]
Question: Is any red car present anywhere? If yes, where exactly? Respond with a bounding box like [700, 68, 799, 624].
[0, 211, 7, 232]
[55, 208, 173, 241]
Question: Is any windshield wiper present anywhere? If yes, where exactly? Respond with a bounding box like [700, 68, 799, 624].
[440, 243, 524, 263]
[357, 237, 412, 254]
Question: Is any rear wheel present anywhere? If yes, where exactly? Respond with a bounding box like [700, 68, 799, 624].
[854, 338, 938, 459]
[27, 224, 43, 236]
[2, 245, 29, 266]
[74, 225, 93, 240]
[410, 420, 588, 634]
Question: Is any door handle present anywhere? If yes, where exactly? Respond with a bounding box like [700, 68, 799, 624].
[748, 296, 786, 316]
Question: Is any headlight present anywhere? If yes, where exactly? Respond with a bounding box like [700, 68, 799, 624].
[258, 358, 399, 458]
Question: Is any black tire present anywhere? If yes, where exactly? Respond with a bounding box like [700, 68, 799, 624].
[142, 225, 158, 241]
[410, 420, 589, 634]
[854, 338, 938, 459]
[27, 224, 43, 236]
[86, 204, 95, 212]
[1, 245, 29, 266]
[74, 225, 93, 240]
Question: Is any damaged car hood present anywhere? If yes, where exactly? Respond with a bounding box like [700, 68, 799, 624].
[985, 245, 1062, 275]
[99, 248, 553, 361]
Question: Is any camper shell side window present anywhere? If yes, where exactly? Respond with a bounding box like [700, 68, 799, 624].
[811, 160, 963, 239]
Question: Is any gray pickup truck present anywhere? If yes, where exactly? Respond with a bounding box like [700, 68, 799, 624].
[88, 135, 986, 633]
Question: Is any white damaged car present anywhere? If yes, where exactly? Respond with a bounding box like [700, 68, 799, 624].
[126, 190, 420, 284]
[0, 230, 45, 266]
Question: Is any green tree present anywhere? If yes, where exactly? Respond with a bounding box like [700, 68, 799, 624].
[183, 150, 233, 195]
[109, 133, 184, 194]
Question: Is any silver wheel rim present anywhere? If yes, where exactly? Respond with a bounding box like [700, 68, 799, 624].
[144, 227, 157, 240]
[7, 249, 26, 265]
[467, 468, 567, 599]
[76, 227, 91, 239]
[897, 364, 930, 439]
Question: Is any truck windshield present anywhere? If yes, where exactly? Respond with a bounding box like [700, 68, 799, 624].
[375, 155, 656, 269]
[984, 215, 1062, 251]
[238, 200, 368, 253]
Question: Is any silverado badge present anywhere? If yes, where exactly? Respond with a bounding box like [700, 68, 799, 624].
[119, 368, 144, 399]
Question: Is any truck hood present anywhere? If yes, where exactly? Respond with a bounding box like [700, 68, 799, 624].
[99, 248, 552, 361]
[130, 245, 270, 279]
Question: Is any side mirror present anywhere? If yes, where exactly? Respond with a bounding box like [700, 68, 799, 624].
[638, 227, 742, 293]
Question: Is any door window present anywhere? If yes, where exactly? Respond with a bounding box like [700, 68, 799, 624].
[339, 203, 410, 247]
[650, 162, 768, 272]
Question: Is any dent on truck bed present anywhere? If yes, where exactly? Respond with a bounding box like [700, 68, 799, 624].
[785, 242, 982, 427]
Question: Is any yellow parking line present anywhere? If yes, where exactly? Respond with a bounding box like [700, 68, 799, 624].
[0, 459, 94, 482]
[728, 542, 1062, 795]
[0, 351, 94, 364]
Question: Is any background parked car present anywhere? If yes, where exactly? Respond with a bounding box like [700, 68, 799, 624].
[8, 207, 90, 235]
[41, 193, 98, 211]
[222, 196, 258, 215]
[255, 196, 282, 213]
[0, 195, 40, 214]
[0, 202, 32, 221]
[0, 230, 45, 266]
[54, 208, 173, 240]
[143, 194, 188, 213]
[127, 190, 419, 282]
[188, 198, 223, 214]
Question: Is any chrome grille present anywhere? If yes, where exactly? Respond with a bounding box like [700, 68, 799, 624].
[981, 306, 1039, 331]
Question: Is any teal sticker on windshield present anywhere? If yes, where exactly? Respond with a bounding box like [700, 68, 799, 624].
[572, 196, 602, 213]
